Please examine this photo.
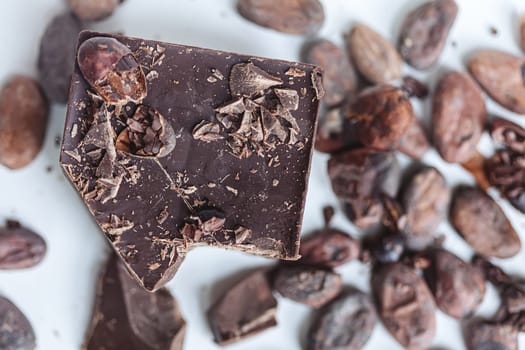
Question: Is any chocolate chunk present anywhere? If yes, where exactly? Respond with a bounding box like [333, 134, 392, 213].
[346, 23, 402, 84]
[328, 148, 401, 229]
[0, 76, 49, 169]
[308, 289, 377, 350]
[450, 186, 521, 258]
[303, 39, 357, 106]
[398, 0, 458, 69]
[372, 262, 436, 349]
[468, 50, 525, 114]
[401, 167, 450, 250]
[61, 31, 320, 291]
[77, 36, 147, 105]
[424, 249, 486, 319]
[466, 321, 518, 350]
[67, 0, 122, 21]
[432, 71, 486, 163]
[38, 12, 84, 103]
[208, 270, 277, 345]
[237, 0, 324, 35]
[273, 265, 342, 308]
[0, 220, 46, 270]
[343, 85, 414, 151]
[84, 255, 186, 350]
[0, 297, 36, 350]
[397, 116, 430, 159]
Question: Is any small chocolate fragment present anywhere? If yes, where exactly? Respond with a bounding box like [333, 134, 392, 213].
[432, 71, 486, 163]
[0, 297, 36, 350]
[487, 118, 525, 213]
[468, 50, 525, 114]
[424, 249, 485, 319]
[0, 220, 46, 270]
[401, 76, 429, 98]
[0, 76, 49, 169]
[450, 186, 521, 258]
[466, 320, 518, 350]
[308, 289, 377, 350]
[208, 270, 277, 345]
[115, 105, 175, 157]
[84, 255, 186, 350]
[67, 0, 122, 21]
[300, 230, 360, 269]
[346, 23, 402, 84]
[398, 0, 458, 69]
[372, 262, 436, 349]
[397, 116, 430, 159]
[77, 36, 147, 105]
[303, 40, 357, 106]
[229, 62, 282, 97]
[38, 12, 84, 103]
[328, 148, 401, 229]
[273, 265, 342, 308]
[401, 167, 450, 250]
[237, 0, 325, 34]
[343, 85, 414, 151]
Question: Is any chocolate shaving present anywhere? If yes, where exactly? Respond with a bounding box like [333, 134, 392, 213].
[192, 121, 224, 142]
[229, 62, 283, 97]
[273, 88, 299, 111]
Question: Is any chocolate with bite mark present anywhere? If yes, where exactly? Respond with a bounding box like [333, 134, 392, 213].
[83, 255, 186, 350]
[60, 31, 321, 291]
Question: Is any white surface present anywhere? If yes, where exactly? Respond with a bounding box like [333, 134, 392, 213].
[0, 0, 525, 349]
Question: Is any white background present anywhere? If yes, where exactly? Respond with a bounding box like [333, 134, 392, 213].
[0, 0, 525, 349]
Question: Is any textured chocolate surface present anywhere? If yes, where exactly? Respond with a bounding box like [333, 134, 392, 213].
[84, 255, 186, 350]
[60, 31, 321, 291]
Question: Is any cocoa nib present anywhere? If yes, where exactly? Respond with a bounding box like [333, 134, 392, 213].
[343, 85, 414, 151]
[0, 220, 46, 270]
[180, 208, 226, 242]
[346, 23, 402, 84]
[450, 186, 521, 259]
[273, 265, 342, 308]
[115, 105, 175, 158]
[208, 270, 277, 345]
[67, 0, 122, 21]
[487, 118, 525, 213]
[424, 249, 486, 319]
[77, 36, 147, 105]
[372, 263, 436, 349]
[308, 289, 377, 350]
[327, 148, 401, 229]
[468, 50, 525, 114]
[229, 62, 282, 97]
[401, 76, 429, 99]
[192, 121, 223, 142]
[236, 0, 325, 35]
[38, 12, 84, 103]
[299, 229, 360, 269]
[0, 76, 49, 169]
[398, 0, 458, 69]
[401, 167, 450, 250]
[303, 39, 357, 106]
[0, 297, 36, 350]
[432, 71, 486, 163]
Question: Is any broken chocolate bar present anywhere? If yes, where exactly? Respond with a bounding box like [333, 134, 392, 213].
[83, 254, 186, 350]
[60, 31, 321, 291]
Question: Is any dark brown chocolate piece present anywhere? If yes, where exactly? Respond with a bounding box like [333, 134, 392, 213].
[424, 249, 485, 319]
[372, 262, 436, 349]
[61, 31, 320, 291]
[308, 289, 377, 350]
[450, 186, 521, 258]
[0, 297, 36, 350]
[0, 76, 49, 170]
[208, 270, 277, 345]
[273, 265, 342, 308]
[237, 0, 325, 35]
[0, 220, 46, 270]
[84, 255, 186, 350]
[38, 12, 84, 103]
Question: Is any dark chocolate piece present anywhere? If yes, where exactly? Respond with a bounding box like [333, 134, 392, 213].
[208, 270, 277, 345]
[84, 255, 186, 350]
[60, 31, 321, 291]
